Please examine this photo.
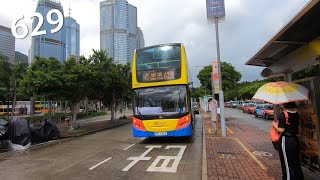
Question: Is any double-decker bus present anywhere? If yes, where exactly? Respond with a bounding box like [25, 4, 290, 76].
[131, 43, 194, 137]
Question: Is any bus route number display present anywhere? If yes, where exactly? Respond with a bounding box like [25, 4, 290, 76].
[143, 70, 175, 82]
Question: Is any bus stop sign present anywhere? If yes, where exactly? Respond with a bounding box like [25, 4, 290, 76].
[206, 0, 225, 22]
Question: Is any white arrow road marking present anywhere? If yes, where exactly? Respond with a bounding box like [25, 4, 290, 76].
[123, 144, 135, 150]
[89, 157, 112, 171]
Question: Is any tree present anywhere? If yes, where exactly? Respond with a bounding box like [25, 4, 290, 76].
[0, 54, 12, 85]
[0, 54, 12, 119]
[293, 64, 320, 80]
[61, 56, 96, 129]
[88, 50, 131, 121]
[20, 57, 64, 118]
[109, 62, 131, 119]
[197, 62, 242, 94]
[190, 87, 206, 99]
[10, 61, 28, 118]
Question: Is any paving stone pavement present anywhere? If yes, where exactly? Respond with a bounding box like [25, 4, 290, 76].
[202, 111, 282, 180]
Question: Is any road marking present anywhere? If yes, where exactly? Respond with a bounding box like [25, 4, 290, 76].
[89, 157, 112, 170]
[234, 138, 268, 170]
[146, 145, 187, 173]
[207, 127, 233, 134]
[207, 137, 268, 171]
[219, 154, 235, 159]
[226, 127, 234, 134]
[122, 145, 161, 171]
[253, 151, 272, 157]
[123, 144, 135, 150]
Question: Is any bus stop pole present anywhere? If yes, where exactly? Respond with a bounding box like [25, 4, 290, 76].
[215, 17, 226, 137]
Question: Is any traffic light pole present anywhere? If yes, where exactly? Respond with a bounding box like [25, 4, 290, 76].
[215, 17, 226, 137]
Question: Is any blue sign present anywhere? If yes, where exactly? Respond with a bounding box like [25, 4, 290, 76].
[206, 0, 225, 21]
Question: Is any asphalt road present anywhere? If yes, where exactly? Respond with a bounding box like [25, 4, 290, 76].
[225, 107, 273, 132]
[0, 115, 202, 180]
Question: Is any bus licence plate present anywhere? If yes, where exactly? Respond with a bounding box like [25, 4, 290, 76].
[155, 132, 167, 136]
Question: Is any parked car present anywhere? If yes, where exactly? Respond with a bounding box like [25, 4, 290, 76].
[243, 103, 256, 114]
[231, 101, 239, 108]
[225, 102, 232, 108]
[255, 104, 274, 119]
[253, 100, 265, 105]
[241, 103, 248, 112]
[236, 101, 244, 110]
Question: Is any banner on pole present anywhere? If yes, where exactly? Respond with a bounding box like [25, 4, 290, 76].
[212, 61, 220, 94]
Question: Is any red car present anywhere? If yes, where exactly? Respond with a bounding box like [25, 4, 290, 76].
[243, 103, 256, 114]
[241, 103, 248, 112]
[255, 104, 274, 119]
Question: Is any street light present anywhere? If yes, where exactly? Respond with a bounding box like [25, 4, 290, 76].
[206, 0, 227, 137]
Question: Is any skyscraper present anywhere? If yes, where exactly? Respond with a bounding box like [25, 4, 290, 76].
[65, 8, 80, 60]
[31, 0, 66, 63]
[0, 25, 15, 64]
[100, 0, 144, 64]
[136, 27, 145, 49]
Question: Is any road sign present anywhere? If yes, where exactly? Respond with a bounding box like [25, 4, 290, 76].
[206, 0, 225, 23]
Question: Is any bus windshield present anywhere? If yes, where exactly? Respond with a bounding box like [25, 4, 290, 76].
[135, 44, 182, 82]
[136, 45, 181, 70]
[134, 85, 188, 117]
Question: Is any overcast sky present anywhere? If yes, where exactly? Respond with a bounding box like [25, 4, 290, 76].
[0, 0, 311, 87]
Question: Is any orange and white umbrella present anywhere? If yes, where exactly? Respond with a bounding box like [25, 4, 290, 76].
[252, 81, 309, 105]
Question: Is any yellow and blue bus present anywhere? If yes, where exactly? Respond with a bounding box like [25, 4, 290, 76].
[132, 43, 194, 137]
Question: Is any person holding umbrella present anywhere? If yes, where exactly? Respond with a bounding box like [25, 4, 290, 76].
[252, 81, 308, 179]
[272, 102, 304, 180]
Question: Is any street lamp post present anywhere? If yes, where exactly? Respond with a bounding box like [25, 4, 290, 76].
[206, 0, 227, 137]
[214, 17, 226, 137]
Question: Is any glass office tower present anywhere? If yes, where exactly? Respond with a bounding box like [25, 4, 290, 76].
[0, 25, 15, 64]
[31, 0, 66, 63]
[136, 27, 145, 49]
[100, 0, 144, 64]
[65, 16, 80, 60]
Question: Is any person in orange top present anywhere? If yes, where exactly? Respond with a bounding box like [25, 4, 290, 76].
[272, 102, 304, 180]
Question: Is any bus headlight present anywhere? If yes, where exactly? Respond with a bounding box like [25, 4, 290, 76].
[133, 117, 146, 131]
[176, 114, 191, 130]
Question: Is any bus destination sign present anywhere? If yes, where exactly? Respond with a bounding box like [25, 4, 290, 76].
[143, 69, 175, 82]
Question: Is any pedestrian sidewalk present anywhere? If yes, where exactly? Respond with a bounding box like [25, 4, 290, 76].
[202, 111, 282, 180]
[57, 110, 133, 138]
[76, 110, 133, 125]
